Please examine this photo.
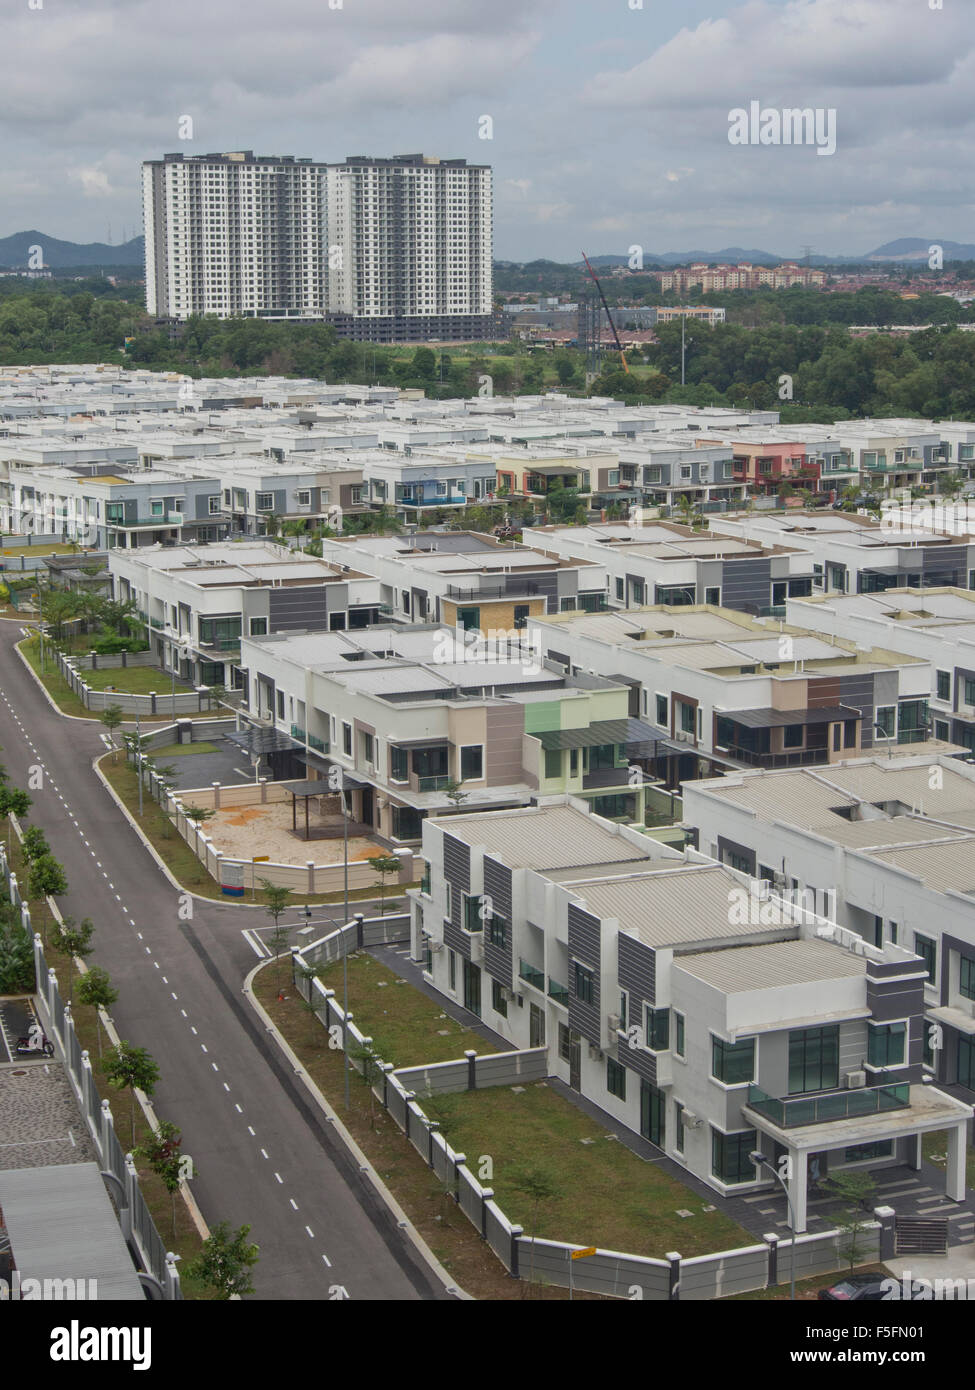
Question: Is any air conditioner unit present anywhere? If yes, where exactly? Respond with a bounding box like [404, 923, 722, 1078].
[772, 871, 787, 889]
[469, 935, 485, 964]
[588, 1043, 603, 1061]
[429, 941, 444, 954]
[607, 1013, 622, 1033]
[500, 986, 514, 1002]
[845, 1070, 867, 1089]
[682, 1111, 702, 1128]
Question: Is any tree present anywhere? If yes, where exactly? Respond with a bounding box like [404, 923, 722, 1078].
[75, 965, 118, 1058]
[0, 785, 31, 821]
[96, 597, 140, 638]
[100, 704, 124, 761]
[103, 1040, 160, 1146]
[369, 853, 401, 916]
[0, 899, 34, 994]
[296, 964, 328, 1046]
[19, 824, 49, 864]
[441, 779, 468, 808]
[346, 1040, 383, 1129]
[181, 804, 216, 825]
[511, 1164, 562, 1297]
[27, 855, 68, 935]
[185, 1221, 259, 1300]
[824, 1170, 878, 1272]
[54, 914, 94, 1001]
[260, 879, 292, 985]
[135, 1121, 185, 1241]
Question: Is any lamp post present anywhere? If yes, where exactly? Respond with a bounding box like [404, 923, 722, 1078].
[751, 1150, 797, 1300]
[135, 709, 143, 818]
[342, 777, 350, 1112]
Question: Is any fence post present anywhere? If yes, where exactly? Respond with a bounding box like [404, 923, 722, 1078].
[452, 1152, 466, 1203]
[165, 1254, 181, 1301]
[260, 777, 268, 805]
[404, 1091, 415, 1143]
[46, 966, 58, 1022]
[874, 1205, 896, 1262]
[481, 1187, 494, 1240]
[307, 860, 315, 895]
[667, 1251, 682, 1301]
[764, 1232, 779, 1288]
[355, 911, 364, 950]
[323, 988, 335, 1033]
[149, 690, 157, 715]
[380, 1061, 394, 1111]
[510, 1224, 523, 1278]
[211, 782, 221, 810]
[427, 1119, 440, 1168]
[465, 1049, 477, 1091]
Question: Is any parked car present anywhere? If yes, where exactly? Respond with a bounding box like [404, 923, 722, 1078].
[818, 1273, 916, 1301]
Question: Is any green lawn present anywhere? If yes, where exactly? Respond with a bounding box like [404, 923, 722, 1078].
[426, 1085, 751, 1260]
[0, 541, 90, 557]
[17, 635, 89, 717]
[308, 951, 492, 1066]
[82, 665, 192, 695]
[144, 741, 219, 758]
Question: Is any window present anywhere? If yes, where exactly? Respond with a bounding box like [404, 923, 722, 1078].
[390, 746, 408, 782]
[966, 679, 975, 708]
[544, 748, 562, 780]
[937, 670, 951, 702]
[656, 694, 668, 725]
[674, 1012, 685, 1058]
[705, 587, 720, 605]
[844, 1141, 893, 1163]
[960, 956, 975, 1001]
[607, 1057, 626, 1101]
[200, 661, 223, 685]
[448, 949, 456, 992]
[783, 724, 803, 749]
[249, 617, 267, 636]
[875, 706, 896, 740]
[457, 606, 480, 632]
[711, 1128, 757, 1185]
[645, 1006, 670, 1052]
[256, 492, 274, 511]
[514, 604, 530, 629]
[488, 915, 506, 948]
[789, 1026, 839, 1093]
[915, 933, 936, 983]
[460, 745, 483, 781]
[276, 690, 285, 719]
[675, 1102, 685, 1153]
[208, 495, 222, 514]
[867, 1022, 907, 1068]
[463, 894, 484, 933]
[619, 990, 628, 1032]
[615, 578, 625, 601]
[295, 490, 311, 506]
[573, 961, 595, 1005]
[342, 722, 352, 757]
[492, 981, 508, 1018]
[558, 1024, 571, 1063]
[199, 616, 241, 646]
[712, 1035, 754, 1085]
[569, 749, 578, 777]
[150, 500, 164, 517]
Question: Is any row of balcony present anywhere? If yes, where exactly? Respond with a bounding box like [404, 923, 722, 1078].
[518, 959, 569, 1005]
[746, 1081, 910, 1128]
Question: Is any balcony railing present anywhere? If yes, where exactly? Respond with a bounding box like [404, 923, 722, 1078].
[308, 734, 327, 753]
[547, 978, 569, 1006]
[446, 580, 541, 601]
[290, 724, 306, 742]
[200, 637, 241, 652]
[417, 774, 451, 792]
[519, 959, 545, 991]
[746, 1082, 910, 1128]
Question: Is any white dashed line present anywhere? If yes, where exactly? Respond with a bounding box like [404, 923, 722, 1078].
[274, 1172, 283, 1184]
[200, 1044, 208, 1053]
[321, 1254, 332, 1268]
[289, 1199, 298, 1212]
[261, 1149, 269, 1160]
[305, 1226, 314, 1239]
[235, 1104, 243, 1114]
[247, 1126, 255, 1136]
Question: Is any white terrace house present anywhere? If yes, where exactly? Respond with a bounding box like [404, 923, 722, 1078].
[681, 755, 975, 1113]
[110, 542, 381, 690]
[529, 604, 933, 788]
[411, 800, 971, 1225]
[237, 626, 672, 843]
[710, 509, 975, 596]
[532, 520, 815, 615]
[787, 587, 975, 756]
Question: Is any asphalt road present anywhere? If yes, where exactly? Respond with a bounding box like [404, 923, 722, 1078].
[0, 621, 446, 1301]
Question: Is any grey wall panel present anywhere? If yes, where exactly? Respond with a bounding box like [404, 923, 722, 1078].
[268, 585, 329, 633]
[482, 857, 513, 983]
[568, 903, 601, 1045]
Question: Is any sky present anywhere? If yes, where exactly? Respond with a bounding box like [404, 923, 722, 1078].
[2, 0, 972, 261]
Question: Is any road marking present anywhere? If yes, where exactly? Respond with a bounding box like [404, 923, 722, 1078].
[248, 1126, 255, 1136]
[235, 1103, 243, 1114]
[305, 1225, 314, 1239]
[200, 1043, 208, 1053]
[274, 1172, 283, 1184]
[181, 1010, 187, 1018]
[321, 1254, 332, 1268]
[261, 1149, 269, 1159]
[289, 1198, 298, 1211]
[223, 1083, 230, 1092]
[242, 929, 269, 960]
[211, 1062, 218, 1071]
[190, 1025, 197, 1034]
[171, 992, 177, 1001]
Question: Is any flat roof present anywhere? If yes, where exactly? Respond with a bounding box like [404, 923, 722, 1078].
[434, 803, 655, 871]
[676, 937, 867, 992]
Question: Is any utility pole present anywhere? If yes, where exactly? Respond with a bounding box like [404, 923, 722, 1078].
[342, 780, 351, 1112]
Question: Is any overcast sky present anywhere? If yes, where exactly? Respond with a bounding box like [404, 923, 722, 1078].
[2, 0, 971, 260]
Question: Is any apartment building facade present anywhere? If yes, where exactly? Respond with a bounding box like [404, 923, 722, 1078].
[411, 801, 969, 1224]
[143, 151, 328, 319]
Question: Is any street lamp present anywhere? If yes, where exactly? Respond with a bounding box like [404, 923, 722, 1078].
[750, 1150, 796, 1300]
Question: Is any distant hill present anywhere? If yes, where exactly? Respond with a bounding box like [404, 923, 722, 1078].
[0, 230, 144, 269]
[865, 237, 975, 262]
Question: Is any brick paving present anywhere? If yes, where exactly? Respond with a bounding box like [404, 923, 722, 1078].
[0, 1064, 97, 1171]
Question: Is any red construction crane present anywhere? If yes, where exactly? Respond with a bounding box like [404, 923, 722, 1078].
[581, 252, 630, 374]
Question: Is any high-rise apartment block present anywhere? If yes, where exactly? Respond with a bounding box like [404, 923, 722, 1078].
[142, 150, 494, 341]
[142, 151, 328, 320]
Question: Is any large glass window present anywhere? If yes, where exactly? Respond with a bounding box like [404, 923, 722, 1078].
[199, 616, 242, 645]
[544, 749, 562, 780]
[959, 1034, 975, 1090]
[789, 1026, 839, 1094]
[607, 1057, 626, 1101]
[492, 981, 508, 1018]
[915, 933, 937, 983]
[645, 1006, 670, 1052]
[868, 1022, 906, 1068]
[712, 1035, 755, 1085]
[961, 956, 975, 1001]
[573, 961, 595, 1005]
[674, 1012, 685, 1058]
[711, 1129, 757, 1185]
[937, 670, 951, 702]
[390, 746, 408, 782]
[488, 915, 506, 948]
[460, 745, 483, 781]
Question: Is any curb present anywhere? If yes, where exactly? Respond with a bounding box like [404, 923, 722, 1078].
[243, 958, 472, 1301]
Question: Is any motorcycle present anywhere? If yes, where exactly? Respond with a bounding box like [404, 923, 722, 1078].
[15, 1026, 54, 1057]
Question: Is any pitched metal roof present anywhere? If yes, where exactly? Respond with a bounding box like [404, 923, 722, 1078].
[675, 937, 867, 992]
[534, 716, 664, 751]
[725, 705, 863, 729]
